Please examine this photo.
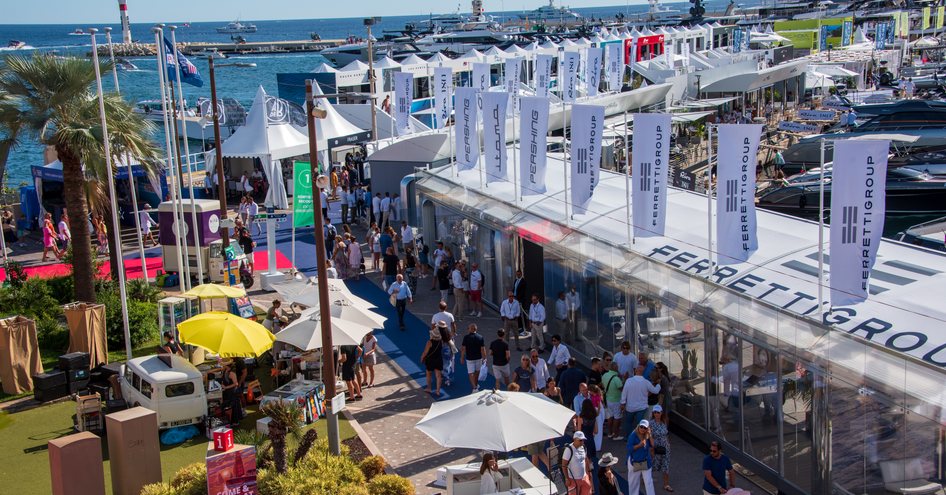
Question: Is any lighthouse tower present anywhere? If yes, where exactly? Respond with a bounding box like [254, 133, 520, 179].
[118, 0, 132, 43]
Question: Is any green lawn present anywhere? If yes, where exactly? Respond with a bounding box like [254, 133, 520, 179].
[0, 377, 356, 494]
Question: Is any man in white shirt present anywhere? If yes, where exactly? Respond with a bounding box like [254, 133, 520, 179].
[500, 291, 523, 350]
[139, 210, 158, 247]
[554, 291, 568, 341]
[561, 432, 592, 495]
[392, 193, 402, 222]
[430, 241, 446, 290]
[248, 198, 260, 236]
[346, 188, 357, 224]
[529, 349, 550, 391]
[379, 193, 392, 230]
[547, 335, 571, 379]
[371, 193, 382, 226]
[528, 294, 546, 352]
[620, 364, 661, 439]
[431, 300, 457, 337]
[400, 220, 414, 251]
[451, 261, 467, 318]
[204, 172, 214, 198]
[614, 341, 639, 380]
[468, 262, 484, 317]
[566, 286, 581, 340]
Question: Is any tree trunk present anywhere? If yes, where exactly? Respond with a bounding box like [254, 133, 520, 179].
[269, 426, 288, 474]
[58, 144, 96, 303]
[104, 205, 120, 282]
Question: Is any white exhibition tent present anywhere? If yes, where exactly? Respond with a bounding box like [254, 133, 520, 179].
[340, 60, 370, 72]
[505, 44, 529, 57]
[213, 86, 305, 209]
[296, 82, 369, 166]
[400, 54, 427, 66]
[311, 62, 338, 73]
[427, 52, 452, 64]
[373, 56, 402, 69]
[459, 49, 485, 61]
[484, 46, 510, 59]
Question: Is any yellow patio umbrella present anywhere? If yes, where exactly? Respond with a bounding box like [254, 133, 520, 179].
[184, 283, 247, 299]
[178, 311, 275, 358]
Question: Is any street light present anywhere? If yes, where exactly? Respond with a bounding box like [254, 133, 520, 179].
[364, 17, 382, 146]
[305, 79, 341, 455]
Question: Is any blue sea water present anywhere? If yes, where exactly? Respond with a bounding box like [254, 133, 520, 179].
[0, 1, 742, 186]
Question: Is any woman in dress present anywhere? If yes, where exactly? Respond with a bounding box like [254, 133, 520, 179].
[41, 212, 61, 261]
[589, 384, 605, 453]
[650, 405, 673, 492]
[419, 324, 444, 396]
[543, 377, 563, 404]
[655, 362, 673, 422]
[479, 452, 503, 495]
[577, 398, 599, 461]
[436, 321, 456, 387]
[333, 236, 349, 279]
[361, 333, 378, 387]
[348, 235, 363, 280]
[95, 214, 108, 255]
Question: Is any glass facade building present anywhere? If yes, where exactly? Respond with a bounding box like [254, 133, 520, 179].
[412, 162, 946, 495]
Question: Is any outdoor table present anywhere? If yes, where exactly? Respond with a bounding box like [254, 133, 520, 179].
[259, 378, 326, 423]
[444, 457, 557, 495]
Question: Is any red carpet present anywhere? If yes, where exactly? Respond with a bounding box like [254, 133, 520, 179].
[0, 250, 292, 283]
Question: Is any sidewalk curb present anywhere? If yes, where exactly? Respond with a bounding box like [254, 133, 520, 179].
[342, 407, 402, 477]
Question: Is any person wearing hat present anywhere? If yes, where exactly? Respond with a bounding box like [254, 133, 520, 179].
[650, 405, 673, 492]
[627, 419, 656, 495]
[419, 323, 444, 396]
[561, 431, 593, 495]
[597, 453, 624, 495]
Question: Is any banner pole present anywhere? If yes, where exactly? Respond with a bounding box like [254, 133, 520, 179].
[563, 101, 570, 224]
[818, 138, 826, 317]
[706, 125, 714, 279]
[625, 110, 632, 245]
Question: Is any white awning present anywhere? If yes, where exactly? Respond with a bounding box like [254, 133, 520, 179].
[812, 65, 859, 77]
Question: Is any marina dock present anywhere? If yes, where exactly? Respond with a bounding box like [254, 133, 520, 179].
[95, 39, 345, 57]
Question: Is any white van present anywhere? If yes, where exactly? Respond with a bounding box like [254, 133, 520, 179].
[120, 354, 208, 429]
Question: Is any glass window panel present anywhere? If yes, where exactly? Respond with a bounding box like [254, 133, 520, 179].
[781, 354, 815, 493]
[743, 340, 780, 471]
[709, 328, 742, 448]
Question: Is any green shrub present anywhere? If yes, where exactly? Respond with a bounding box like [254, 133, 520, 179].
[368, 474, 415, 495]
[126, 278, 163, 303]
[96, 286, 158, 350]
[359, 455, 386, 481]
[169, 463, 206, 495]
[339, 485, 371, 495]
[45, 275, 75, 304]
[0, 278, 66, 349]
[138, 482, 178, 495]
[36, 317, 68, 352]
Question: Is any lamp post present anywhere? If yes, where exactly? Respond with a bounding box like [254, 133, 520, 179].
[306, 79, 340, 455]
[365, 17, 381, 146]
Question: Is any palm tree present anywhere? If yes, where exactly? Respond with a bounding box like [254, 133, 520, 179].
[0, 54, 161, 302]
[260, 400, 304, 474]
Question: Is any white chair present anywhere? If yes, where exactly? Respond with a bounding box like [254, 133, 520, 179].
[878, 458, 944, 495]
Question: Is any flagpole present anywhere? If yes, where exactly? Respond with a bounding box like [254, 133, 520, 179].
[817, 138, 826, 317]
[105, 26, 149, 281]
[563, 100, 570, 224]
[154, 26, 187, 293]
[164, 48, 193, 289]
[706, 125, 714, 279]
[90, 28, 133, 362]
[170, 26, 205, 283]
[624, 110, 632, 245]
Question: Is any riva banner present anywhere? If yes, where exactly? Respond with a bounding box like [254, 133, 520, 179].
[455, 87, 479, 171]
[394, 71, 413, 136]
[433, 67, 453, 129]
[534, 54, 553, 98]
[716, 124, 763, 264]
[631, 113, 672, 237]
[606, 43, 623, 92]
[570, 104, 605, 215]
[561, 51, 579, 102]
[472, 62, 490, 92]
[585, 47, 603, 97]
[519, 96, 550, 196]
[830, 139, 890, 306]
[482, 91, 509, 184]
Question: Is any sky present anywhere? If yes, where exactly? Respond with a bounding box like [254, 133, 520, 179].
[2, 0, 644, 24]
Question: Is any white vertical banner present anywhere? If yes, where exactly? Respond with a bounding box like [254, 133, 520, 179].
[585, 47, 603, 97]
[715, 124, 763, 264]
[482, 91, 509, 184]
[663, 37, 673, 66]
[562, 51, 579, 102]
[505, 57, 522, 94]
[534, 54, 553, 97]
[472, 62, 490, 91]
[433, 67, 453, 130]
[394, 71, 413, 136]
[631, 113, 672, 237]
[629, 37, 638, 79]
[455, 87, 479, 171]
[829, 139, 890, 306]
[519, 96, 550, 196]
[570, 104, 605, 215]
[606, 43, 623, 92]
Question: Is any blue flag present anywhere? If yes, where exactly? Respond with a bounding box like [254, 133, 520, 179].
[163, 38, 203, 88]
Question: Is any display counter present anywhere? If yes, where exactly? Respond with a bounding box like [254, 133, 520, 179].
[444, 457, 557, 495]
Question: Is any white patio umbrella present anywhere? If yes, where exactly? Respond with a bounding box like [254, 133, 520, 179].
[415, 390, 576, 451]
[276, 307, 375, 349]
[271, 278, 376, 310]
[329, 299, 387, 328]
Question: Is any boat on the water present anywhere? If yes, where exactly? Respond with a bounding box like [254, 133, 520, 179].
[897, 216, 946, 252]
[518, 0, 582, 23]
[4, 40, 29, 50]
[68, 28, 87, 36]
[116, 58, 139, 71]
[216, 21, 257, 34]
[320, 41, 426, 66]
[187, 48, 228, 59]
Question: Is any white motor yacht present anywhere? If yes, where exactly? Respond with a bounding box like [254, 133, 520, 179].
[216, 21, 257, 34]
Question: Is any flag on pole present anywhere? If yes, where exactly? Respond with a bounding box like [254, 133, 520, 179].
[534, 54, 553, 98]
[482, 91, 509, 184]
[606, 43, 623, 92]
[455, 88, 479, 171]
[505, 57, 522, 94]
[570, 104, 605, 215]
[715, 124, 763, 264]
[394, 72, 413, 136]
[163, 38, 203, 87]
[433, 67, 453, 130]
[829, 139, 890, 306]
[631, 113, 672, 237]
[585, 47, 603, 97]
[562, 51, 579, 102]
[519, 96, 550, 196]
[472, 62, 491, 91]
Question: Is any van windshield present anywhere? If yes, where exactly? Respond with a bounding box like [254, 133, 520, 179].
[165, 382, 195, 398]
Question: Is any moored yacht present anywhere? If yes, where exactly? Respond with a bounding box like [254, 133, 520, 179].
[518, 0, 583, 23]
[216, 21, 257, 34]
